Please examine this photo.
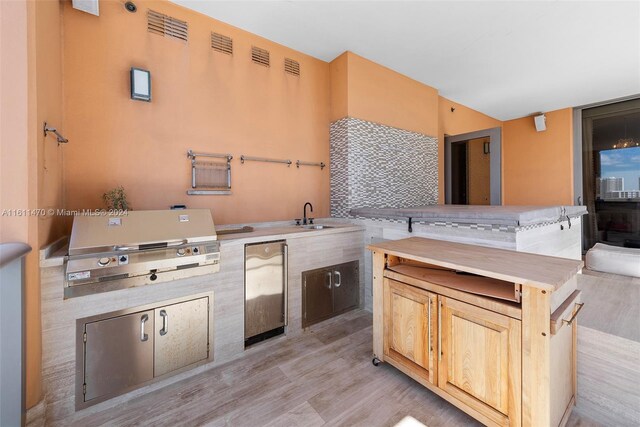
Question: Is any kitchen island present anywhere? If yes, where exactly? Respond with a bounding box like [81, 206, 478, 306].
[368, 237, 583, 427]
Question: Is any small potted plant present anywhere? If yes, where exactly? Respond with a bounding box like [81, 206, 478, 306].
[102, 186, 131, 211]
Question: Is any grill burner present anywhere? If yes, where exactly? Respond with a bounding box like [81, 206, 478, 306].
[64, 209, 220, 298]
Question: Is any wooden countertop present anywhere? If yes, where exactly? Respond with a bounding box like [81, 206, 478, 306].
[368, 237, 583, 291]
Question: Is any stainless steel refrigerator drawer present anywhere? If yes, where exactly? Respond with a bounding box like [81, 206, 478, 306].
[245, 241, 287, 341]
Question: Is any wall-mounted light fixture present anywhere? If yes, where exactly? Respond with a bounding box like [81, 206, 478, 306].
[483, 141, 490, 154]
[130, 68, 151, 102]
[534, 113, 546, 132]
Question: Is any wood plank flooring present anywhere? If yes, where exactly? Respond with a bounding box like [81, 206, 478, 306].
[578, 270, 640, 341]
[57, 310, 624, 427]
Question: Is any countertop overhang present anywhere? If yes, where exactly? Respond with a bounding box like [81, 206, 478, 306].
[40, 220, 363, 267]
[351, 205, 587, 226]
[368, 236, 583, 291]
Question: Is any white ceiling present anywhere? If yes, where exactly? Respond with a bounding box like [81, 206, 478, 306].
[172, 1, 640, 121]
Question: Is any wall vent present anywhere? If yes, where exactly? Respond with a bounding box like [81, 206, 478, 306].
[251, 46, 270, 67]
[147, 10, 188, 42]
[211, 32, 233, 55]
[284, 58, 300, 76]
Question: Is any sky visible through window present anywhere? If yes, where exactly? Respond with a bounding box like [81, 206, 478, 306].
[600, 146, 640, 190]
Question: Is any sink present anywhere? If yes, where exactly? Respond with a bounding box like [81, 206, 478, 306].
[300, 225, 334, 230]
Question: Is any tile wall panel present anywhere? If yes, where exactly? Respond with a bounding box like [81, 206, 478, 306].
[330, 117, 438, 217]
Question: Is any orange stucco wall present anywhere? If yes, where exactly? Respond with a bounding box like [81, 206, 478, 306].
[330, 52, 439, 136]
[63, 0, 331, 226]
[0, 0, 65, 407]
[503, 108, 574, 205]
[438, 96, 502, 203]
[0, 1, 30, 245]
[36, 0, 66, 246]
[329, 52, 348, 122]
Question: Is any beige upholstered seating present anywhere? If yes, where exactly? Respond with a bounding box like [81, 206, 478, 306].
[585, 243, 640, 278]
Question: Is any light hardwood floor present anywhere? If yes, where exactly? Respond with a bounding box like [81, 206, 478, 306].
[61, 310, 621, 427]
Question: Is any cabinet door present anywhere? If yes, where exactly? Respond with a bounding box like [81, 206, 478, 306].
[84, 310, 154, 402]
[438, 296, 521, 427]
[383, 278, 437, 384]
[302, 268, 333, 328]
[154, 297, 209, 377]
[332, 260, 359, 314]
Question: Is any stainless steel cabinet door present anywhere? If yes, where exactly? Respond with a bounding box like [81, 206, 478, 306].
[154, 297, 209, 377]
[84, 310, 154, 402]
[332, 260, 359, 314]
[302, 268, 333, 328]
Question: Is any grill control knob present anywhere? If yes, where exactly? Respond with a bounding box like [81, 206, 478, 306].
[98, 257, 111, 266]
[176, 248, 186, 257]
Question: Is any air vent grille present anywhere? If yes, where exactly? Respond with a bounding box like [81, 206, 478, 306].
[284, 58, 300, 76]
[147, 10, 188, 42]
[251, 46, 270, 67]
[211, 32, 233, 55]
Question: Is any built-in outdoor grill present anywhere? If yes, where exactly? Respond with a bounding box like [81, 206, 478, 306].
[64, 209, 220, 298]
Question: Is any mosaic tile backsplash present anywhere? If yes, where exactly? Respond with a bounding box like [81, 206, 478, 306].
[330, 117, 439, 217]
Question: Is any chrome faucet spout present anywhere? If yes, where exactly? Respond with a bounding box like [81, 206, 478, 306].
[303, 202, 313, 225]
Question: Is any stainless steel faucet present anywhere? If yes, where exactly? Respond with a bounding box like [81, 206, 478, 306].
[303, 202, 313, 225]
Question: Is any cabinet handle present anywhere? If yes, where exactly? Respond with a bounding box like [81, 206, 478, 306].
[159, 309, 169, 336]
[334, 271, 342, 287]
[438, 299, 442, 362]
[563, 302, 585, 326]
[326, 271, 332, 289]
[140, 314, 149, 342]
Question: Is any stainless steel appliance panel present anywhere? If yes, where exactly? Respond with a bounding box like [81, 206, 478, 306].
[68, 209, 217, 255]
[302, 267, 333, 328]
[245, 241, 286, 339]
[154, 297, 209, 377]
[64, 209, 220, 297]
[332, 260, 359, 314]
[84, 310, 154, 402]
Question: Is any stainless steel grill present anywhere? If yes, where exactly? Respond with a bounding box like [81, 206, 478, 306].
[64, 209, 220, 298]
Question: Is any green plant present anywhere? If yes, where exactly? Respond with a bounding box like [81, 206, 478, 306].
[102, 186, 131, 210]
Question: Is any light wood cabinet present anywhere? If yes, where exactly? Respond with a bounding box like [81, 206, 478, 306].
[438, 296, 521, 426]
[371, 237, 583, 427]
[383, 278, 437, 384]
[383, 279, 521, 426]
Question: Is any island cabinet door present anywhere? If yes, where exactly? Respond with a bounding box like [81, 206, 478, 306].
[383, 278, 437, 385]
[438, 296, 521, 427]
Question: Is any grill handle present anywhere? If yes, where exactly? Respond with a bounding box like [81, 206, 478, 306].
[114, 239, 189, 251]
[114, 245, 137, 251]
[165, 239, 188, 248]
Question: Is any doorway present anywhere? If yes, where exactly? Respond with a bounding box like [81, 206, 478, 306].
[580, 98, 640, 249]
[445, 127, 501, 205]
[450, 141, 468, 204]
[450, 138, 492, 205]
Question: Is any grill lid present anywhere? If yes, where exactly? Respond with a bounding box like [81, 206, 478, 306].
[68, 209, 216, 256]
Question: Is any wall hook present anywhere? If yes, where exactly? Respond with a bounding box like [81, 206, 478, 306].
[43, 122, 68, 145]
